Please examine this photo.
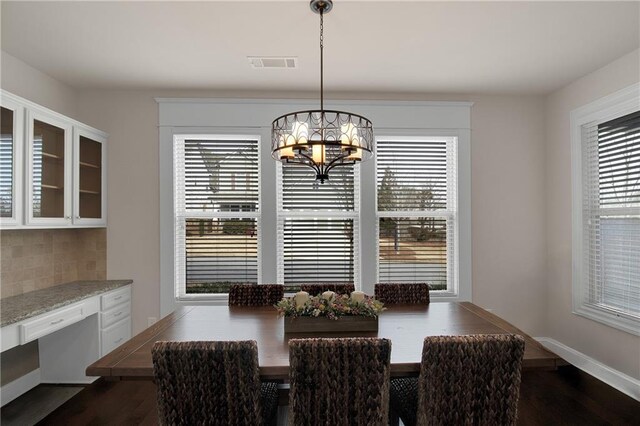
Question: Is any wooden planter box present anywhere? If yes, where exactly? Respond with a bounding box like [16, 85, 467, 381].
[284, 316, 379, 333]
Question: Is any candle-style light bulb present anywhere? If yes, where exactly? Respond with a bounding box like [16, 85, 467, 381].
[279, 135, 294, 159]
[340, 123, 359, 149]
[312, 144, 326, 164]
[292, 121, 309, 148]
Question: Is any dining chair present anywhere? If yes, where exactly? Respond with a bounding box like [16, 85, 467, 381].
[299, 283, 355, 296]
[289, 337, 391, 426]
[228, 283, 284, 306]
[389, 334, 525, 426]
[152, 340, 279, 426]
[374, 283, 430, 305]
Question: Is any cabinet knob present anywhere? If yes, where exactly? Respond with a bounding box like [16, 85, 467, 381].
[65, 216, 70, 220]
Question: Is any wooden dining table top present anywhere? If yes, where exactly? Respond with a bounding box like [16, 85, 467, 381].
[87, 302, 563, 380]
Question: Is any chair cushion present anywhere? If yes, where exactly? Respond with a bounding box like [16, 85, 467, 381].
[260, 382, 280, 426]
[390, 377, 418, 426]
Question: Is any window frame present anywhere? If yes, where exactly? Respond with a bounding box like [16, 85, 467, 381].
[158, 99, 472, 316]
[173, 133, 263, 303]
[570, 82, 640, 335]
[276, 162, 361, 288]
[374, 135, 459, 298]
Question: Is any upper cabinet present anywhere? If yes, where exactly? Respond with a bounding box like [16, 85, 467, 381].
[0, 91, 107, 229]
[26, 108, 73, 226]
[73, 127, 106, 226]
[0, 97, 24, 226]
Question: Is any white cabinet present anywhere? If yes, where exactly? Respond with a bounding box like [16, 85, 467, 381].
[73, 126, 106, 226]
[0, 90, 107, 229]
[1, 284, 132, 404]
[0, 97, 24, 227]
[25, 107, 73, 226]
[99, 286, 131, 356]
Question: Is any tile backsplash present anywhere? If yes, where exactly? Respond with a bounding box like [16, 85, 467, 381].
[0, 228, 106, 299]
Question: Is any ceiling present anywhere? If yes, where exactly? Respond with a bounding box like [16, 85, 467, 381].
[1, 1, 638, 95]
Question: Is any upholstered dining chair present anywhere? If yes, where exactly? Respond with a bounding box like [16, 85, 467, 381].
[288, 337, 391, 426]
[299, 283, 355, 296]
[374, 283, 430, 305]
[389, 334, 525, 426]
[152, 340, 279, 426]
[228, 284, 284, 306]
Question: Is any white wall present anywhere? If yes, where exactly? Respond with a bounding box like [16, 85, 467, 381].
[73, 89, 547, 335]
[0, 50, 549, 343]
[545, 49, 640, 379]
[1, 51, 77, 119]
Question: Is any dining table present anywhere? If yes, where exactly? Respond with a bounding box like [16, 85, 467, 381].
[87, 302, 564, 381]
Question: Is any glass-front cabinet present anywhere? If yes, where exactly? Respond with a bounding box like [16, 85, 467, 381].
[0, 90, 107, 229]
[25, 109, 73, 226]
[0, 98, 24, 226]
[73, 127, 106, 226]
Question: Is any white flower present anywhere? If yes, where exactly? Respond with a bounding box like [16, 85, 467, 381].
[312, 309, 321, 317]
[294, 291, 310, 307]
[321, 290, 336, 301]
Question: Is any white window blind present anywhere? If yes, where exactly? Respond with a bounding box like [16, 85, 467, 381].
[581, 111, 640, 320]
[0, 107, 14, 218]
[376, 137, 457, 293]
[174, 137, 259, 298]
[277, 165, 359, 286]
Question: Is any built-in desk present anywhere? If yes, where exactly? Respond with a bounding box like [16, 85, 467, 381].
[1, 280, 132, 405]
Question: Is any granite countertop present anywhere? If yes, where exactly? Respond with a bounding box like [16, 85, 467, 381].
[0, 280, 133, 327]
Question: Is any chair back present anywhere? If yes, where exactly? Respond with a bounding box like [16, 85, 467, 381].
[374, 283, 430, 304]
[289, 337, 391, 426]
[299, 283, 355, 296]
[152, 340, 263, 425]
[228, 284, 284, 306]
[417, 334, 525, 426]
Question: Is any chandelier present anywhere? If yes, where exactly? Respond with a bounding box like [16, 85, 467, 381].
[271, 0, 374, 183]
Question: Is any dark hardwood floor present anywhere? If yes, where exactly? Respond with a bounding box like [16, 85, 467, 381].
[37, 366, 639, 425]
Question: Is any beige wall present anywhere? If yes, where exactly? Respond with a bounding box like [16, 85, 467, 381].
[73, 89, 547, 335]
[545, 49, 640, 379]
[1, 51, 78, 119]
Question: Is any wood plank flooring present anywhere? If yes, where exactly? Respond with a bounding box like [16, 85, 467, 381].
[34, 366, 640, 425]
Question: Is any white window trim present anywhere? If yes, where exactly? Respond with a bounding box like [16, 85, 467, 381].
[570, 82, 640, 335]
[158, 99, 472, 316]
[373, 134, 461, 299]
[276, 163, 361, 288]
[171, 133, 263, 304]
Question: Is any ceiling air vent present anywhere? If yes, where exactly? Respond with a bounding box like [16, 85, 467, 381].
[248, 56, 297, 69]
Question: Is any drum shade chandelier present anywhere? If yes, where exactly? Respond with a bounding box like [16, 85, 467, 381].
[271, 0, 374, 183]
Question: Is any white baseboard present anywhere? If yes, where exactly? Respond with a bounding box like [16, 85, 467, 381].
[0, 368, 41, 407]
[536, 337, 640, 401]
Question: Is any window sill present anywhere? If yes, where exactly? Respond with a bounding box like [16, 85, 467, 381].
[573, 303, 640, 336]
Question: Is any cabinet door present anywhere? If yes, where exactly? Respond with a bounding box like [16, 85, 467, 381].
[0, 97, 24, 227]
[73, 127, 106, 226]
[25, 108, 72, 226]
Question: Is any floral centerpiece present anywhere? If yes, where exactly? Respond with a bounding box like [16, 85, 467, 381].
[276, 290, 385, 333]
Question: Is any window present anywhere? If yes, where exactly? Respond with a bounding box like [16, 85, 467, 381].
[277, 164, 358, 288]
[174, 136, 259, 298]
[160, 99, 472, 313]
[376, 137, 458, 294]
[572, 84, 640, 334]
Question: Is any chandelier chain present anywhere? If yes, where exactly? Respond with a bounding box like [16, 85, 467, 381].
[320, 8, 324, 112]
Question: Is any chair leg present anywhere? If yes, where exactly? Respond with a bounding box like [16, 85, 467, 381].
[388, 406, 400, 426]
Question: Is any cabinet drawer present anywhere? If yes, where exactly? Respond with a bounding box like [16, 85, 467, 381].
[101, 287, 131, 311]
[101, 317, 131, 356]
[20, 303, 85, 344]
[100, 302, 131, 329]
